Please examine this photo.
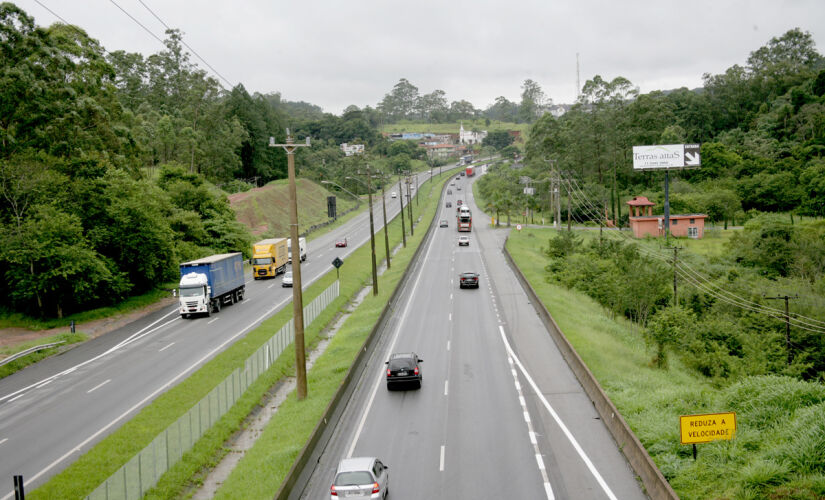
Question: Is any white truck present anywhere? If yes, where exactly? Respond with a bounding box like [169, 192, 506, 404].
[178, 253, 245, 318]
[288, 237, 307, 263]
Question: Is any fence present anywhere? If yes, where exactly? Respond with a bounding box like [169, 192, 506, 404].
[86, 281, 340, 500]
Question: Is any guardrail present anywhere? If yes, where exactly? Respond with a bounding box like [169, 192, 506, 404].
[502, 241, 679, 500]
[85, 281, 340, 500]
[0, 341, 66, 368]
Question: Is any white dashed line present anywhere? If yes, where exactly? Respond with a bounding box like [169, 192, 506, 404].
[449, 313, 452, 321]
[447, 341, 451, 351]
[439, 445, 446, 471]
[207, 317, 219, 325]
[87, 379, 111, 394]
[0, 439, 7, 446]
[159, 342, 175, 352]
[444, 380, 449, 396]
[8, 394, 24, 403]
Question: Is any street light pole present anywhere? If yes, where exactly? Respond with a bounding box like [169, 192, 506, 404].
[269, 130, 311, 401]
[398, 177, 407, 247]
[406, 174, 413, 236]
[380, 176, 391, 270]
[346, 167, 378, 296]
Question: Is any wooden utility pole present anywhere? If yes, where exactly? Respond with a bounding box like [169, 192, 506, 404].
[765, 294, 798, 365]
[380, 178, 390, 270]
[406, 174, 414, 236]
[269, 130, 311, 400]
[671, 246, 682, 306]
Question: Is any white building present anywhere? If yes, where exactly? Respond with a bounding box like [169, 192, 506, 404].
[459, 122, 487, 145]
[340, 143, 365, 156]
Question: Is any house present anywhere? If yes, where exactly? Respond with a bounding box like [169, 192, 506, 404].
[626, 196, 707, 239]
[459, 122, 487, 145]
[340, 143, 364, 156]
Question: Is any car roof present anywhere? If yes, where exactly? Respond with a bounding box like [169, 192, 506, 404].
[460, 271, 478, 275]
[336, 457, 378, 473]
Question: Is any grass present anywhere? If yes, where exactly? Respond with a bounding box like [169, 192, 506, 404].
[506, 227, 825, 500]
[0, 332, 88, 378]
[30, 167, 454, 499]
[211, 165, 450, 498]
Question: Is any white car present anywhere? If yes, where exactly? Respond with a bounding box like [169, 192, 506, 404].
[282, 271, 293, 287]
[458, 235, 470, 246]
[391, 191, 397, 198]
[330, 457, 388, 499]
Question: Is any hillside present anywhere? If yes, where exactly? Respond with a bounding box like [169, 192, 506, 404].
[229, 179, 360, 238]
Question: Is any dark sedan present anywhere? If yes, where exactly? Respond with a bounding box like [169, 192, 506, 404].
[459, 272, 480, 289]
[385, 352, 423, 389]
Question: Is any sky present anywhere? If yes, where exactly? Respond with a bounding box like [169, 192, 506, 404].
[12, 0, 825, 115]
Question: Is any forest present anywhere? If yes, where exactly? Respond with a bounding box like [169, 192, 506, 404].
[474, 28, 825, 383]
[0, 4, 397, 319]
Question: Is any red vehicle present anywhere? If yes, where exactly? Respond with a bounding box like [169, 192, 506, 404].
[335, 238, 348, 247]
[465, 166, 475, 177]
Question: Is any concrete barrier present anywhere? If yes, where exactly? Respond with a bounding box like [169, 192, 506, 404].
[502, 242, 679, 500]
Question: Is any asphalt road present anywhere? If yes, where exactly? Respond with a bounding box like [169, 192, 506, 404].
[298, 171, 647, 500]
[0, 166, 453, 498]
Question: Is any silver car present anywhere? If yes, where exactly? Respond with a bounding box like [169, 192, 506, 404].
[330, 456, 389, 499]
[282, 271, 293, 287]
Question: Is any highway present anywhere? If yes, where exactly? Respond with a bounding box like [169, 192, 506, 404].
[0, 167, 448, 497]
[298, 171, 647, 499]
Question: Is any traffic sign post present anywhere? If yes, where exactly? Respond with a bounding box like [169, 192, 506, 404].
[680, 411, 736, 460]
[332, 256, 344, 280]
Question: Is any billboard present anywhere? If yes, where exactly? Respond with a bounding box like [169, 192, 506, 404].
[633, 144, 701, 170]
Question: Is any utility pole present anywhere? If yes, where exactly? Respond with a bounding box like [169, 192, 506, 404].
[347, 165, 378, 296]
[765, 294, 798, 365]
[269, 130, 311, 400]
[415, 176, 419, 206]
[671, 246, 682, 306]
[565, 175, 571, 232]
[398, 178, 407, 247]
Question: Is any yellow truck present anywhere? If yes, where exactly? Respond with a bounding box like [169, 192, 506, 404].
[252, 238, 288, 279]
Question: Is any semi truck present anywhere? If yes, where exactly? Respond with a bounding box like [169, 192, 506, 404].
[457, 206, 472, 232]
[465, 165, 475, 177]
[252, 238, 288, 279]
[179, 253, 245, 318]
[287, 237, 307, 263]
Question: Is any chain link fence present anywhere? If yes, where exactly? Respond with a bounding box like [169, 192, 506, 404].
[86, 281, 340, 500]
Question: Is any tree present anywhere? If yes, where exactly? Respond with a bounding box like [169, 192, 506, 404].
[482, 130, 514, 150]
[378, 78, 419, 122]
[519, 79, 547, 123]
[646, 306, 694, 368]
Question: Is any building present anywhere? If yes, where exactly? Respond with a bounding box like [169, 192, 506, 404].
[340, 143, 364, 156]
[459, 122, 487, 145]
[626, 196, 707, 239]
[424, 143, 464, 161]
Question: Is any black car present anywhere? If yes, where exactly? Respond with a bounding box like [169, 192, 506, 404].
[446, 201, 452, 208]
[459, 272, 480, 289]
[447, 189, 452, 194]
[385, 352, 423, 389]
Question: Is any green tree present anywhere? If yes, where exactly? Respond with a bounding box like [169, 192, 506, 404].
[646, 306, 694, 368]
[482, 130, 514, 150]
[519, 79, 547, 123]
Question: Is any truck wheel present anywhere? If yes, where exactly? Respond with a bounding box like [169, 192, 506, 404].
[205, 305, 211, 318]
[214, 300, 221, 313]
[238, 290, 244, 301]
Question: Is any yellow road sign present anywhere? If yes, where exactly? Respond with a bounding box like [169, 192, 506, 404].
[680, 412, 736, 444]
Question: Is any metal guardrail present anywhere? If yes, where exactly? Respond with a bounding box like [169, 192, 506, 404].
[0, 341, 66, 367]
[86, 281, 340, 500]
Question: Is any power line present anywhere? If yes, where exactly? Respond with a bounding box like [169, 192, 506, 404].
[558, 175, 825, 334]
[135, 0, 233, 88]
[107, 0, 164, 44]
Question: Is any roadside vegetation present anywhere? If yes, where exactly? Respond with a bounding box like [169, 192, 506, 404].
[507, 227, 825, 499]
[31, 166, 453, 499]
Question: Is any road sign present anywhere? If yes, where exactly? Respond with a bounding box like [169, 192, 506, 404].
[632, 144, 701, 170]
[516, 224, 522, 231]
[331, 257, 343, 269]
[680, 412, 736, 444]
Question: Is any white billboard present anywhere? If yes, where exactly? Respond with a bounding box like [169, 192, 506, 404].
[633, 144, 701, 170]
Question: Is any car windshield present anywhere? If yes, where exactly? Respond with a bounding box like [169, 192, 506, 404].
[179, 286, 203, 297]
[335, 471, 373, 486]
[389, 358, 414, 370]
[253, 258, 271, 266]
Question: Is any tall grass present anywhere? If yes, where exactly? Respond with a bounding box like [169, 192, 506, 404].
[506, 227, 825, 500]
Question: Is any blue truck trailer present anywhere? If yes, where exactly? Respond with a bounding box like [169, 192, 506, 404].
[178, 253, 245, 318]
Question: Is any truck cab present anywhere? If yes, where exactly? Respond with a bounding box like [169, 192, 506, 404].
[179, 272, 211, 317]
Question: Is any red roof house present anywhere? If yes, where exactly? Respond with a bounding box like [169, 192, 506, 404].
[626, 196, 707, 239]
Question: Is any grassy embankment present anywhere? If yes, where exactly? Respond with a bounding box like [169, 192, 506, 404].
[506, 227, 825, 499]
[31, 167, 454, 499]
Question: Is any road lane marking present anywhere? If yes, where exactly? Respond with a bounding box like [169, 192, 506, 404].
[0, 439, 7, 446]
[347, 208, 441, 458]
[498, 325, 618, 500]
[450, 293, 453, 300]
[159, 342, 175, 352]
[268, 284, 275, 289]
[448, 313, 452, 322]
[536, 453, 546, 470]
[440, 445, 445, 471]
[444, 380, 449, 396]
[446, 341, 450, 351]
[207, 317, 219, 325]
[8, 394, 24, 403]
[524, 411, 531, 423]
[87, 379, 111, 394]
[35, 380, 53, 389]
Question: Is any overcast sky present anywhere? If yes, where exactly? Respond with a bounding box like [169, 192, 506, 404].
[12, 0, 825, 115]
